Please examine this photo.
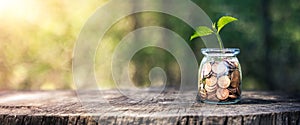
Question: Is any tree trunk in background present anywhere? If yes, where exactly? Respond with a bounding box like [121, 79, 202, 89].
[262, 0, 274, 90]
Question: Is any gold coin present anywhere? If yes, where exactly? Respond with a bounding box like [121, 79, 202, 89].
[212, 62, 228, 75]
[205, 76, 217, 87]
[218, 76, 231, 88]
[216, 88, 229, 101]
[201, 62, 212, 76]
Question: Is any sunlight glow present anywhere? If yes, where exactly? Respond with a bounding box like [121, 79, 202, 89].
[0, 0, 41, 23]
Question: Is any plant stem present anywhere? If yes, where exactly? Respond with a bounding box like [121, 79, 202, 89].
[215, 33, 224, 49]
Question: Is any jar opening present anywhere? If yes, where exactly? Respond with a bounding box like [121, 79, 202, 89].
[201, 48, 240, 56]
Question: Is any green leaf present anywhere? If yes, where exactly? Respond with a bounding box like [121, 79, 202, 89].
[217, 16, 238, 33]
[190, 26, 214, 41]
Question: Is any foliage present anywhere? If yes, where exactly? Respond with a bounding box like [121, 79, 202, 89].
[190, 16, 238, 49]
[0, 0, 300, 91]
[0, 0, 108, 90]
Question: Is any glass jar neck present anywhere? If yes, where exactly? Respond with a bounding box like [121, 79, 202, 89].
[201, 48, 240, 57]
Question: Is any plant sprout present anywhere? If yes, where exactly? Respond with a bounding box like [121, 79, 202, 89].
[190, 16, 238, 49]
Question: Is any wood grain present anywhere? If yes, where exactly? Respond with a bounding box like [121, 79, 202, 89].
[0, 90, 299, 125]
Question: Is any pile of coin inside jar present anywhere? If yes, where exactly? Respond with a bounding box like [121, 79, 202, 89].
[198, 58, 241, 102]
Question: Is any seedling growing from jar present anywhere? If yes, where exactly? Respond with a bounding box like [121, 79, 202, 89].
[190, 16, 238, 49]
[193, 16, 242, 104]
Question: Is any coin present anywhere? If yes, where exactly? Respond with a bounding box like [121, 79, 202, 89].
[202, 62, 212, 76]
[233, 61, 239, 68]
[212, 61, 228, 75]
[231, 70, 240, 82]
[205, 76, 217, 87]
[207, 92, 218, 101]
[230, 81, 239, 88]
[198, 82, 204, 91]
[231, 71, 240, 88]
[218, 76, 231, 88]
[228, 88, 237, 94]
[216, 88, 229, 101]
[224, 60, 236, 69]
[205, 84, 218, 93]
[228, 94, 238, 99]
[199, 90, 207, 99]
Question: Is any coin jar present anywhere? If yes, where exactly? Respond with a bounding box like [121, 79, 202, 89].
[197, 48, 242, 104]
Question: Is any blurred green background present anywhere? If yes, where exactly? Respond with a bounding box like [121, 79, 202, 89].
[0, 0, 299, 91]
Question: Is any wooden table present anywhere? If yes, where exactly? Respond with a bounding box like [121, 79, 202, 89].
[0, 90, 300, 125]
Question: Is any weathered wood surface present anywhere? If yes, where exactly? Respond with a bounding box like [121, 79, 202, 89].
[0, 90, 300, 125]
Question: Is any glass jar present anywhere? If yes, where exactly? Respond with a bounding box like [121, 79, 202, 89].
[197, 48, 242, 104]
